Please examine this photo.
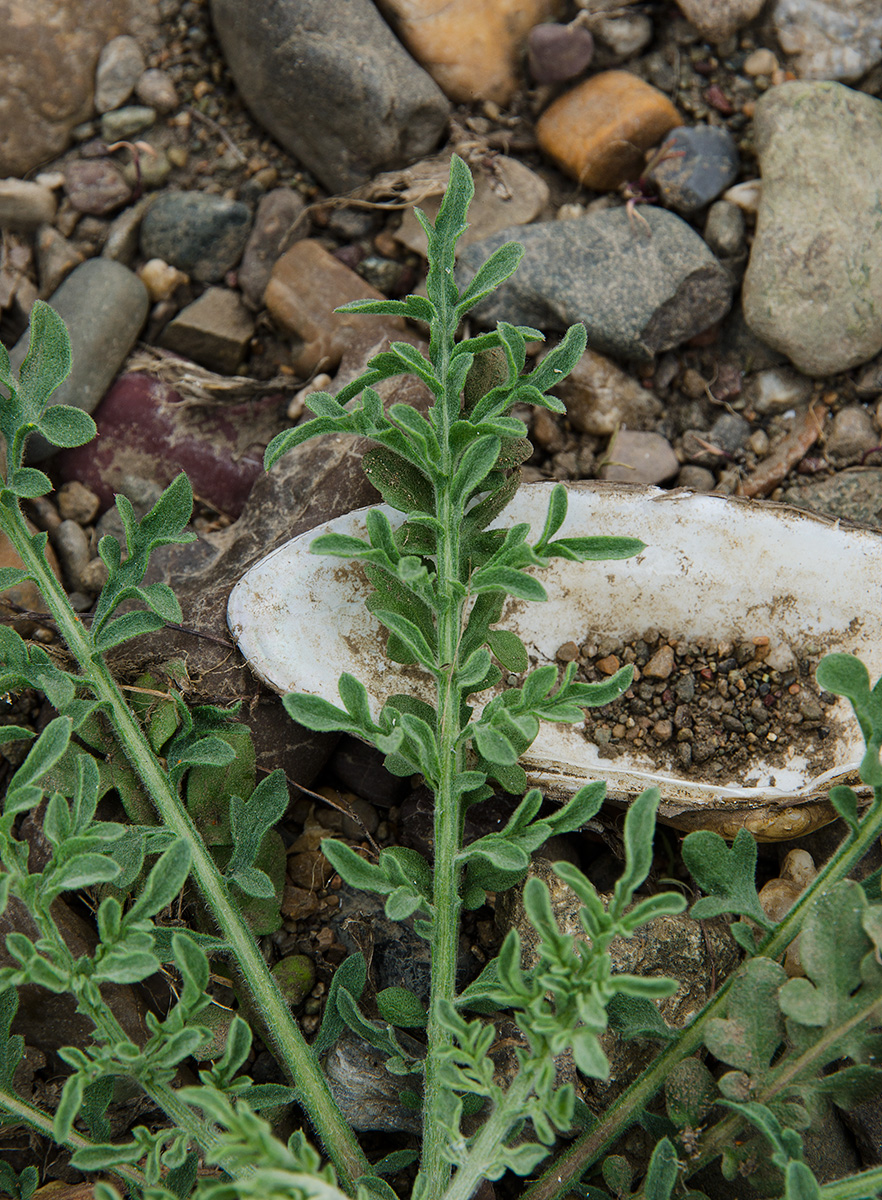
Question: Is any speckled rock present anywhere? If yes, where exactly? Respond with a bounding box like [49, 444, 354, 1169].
[743, 82, 882, 376]
[378, 0, 562, 104]
[600, 429, 679, 484]
[537, 70, 680, 191]
[648, 125, 739, 216]
[457, 208, 733, 364]
[0, 0, 151, 178]
[674, 0, 765, 42]
[773, 0, 882, 82]
[784, 469, 882, 527]
[94, 34, 145, 112]
[209, 0, 450, 193]
[140, 191, 252, 283]
[7, 258, 148, 463]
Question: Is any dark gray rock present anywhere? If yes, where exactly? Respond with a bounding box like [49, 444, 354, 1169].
[704, 199, 746, 259]
[140, 190, 252, 283]
[209, 0, 450, 193]
[784, 469, 882, 528]
[7, 257, 148, 463]
[648, 125, 739, 216]
[457, 208, 733, 364]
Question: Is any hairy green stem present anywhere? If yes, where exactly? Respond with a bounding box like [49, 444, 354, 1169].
[522, 789, 882, 1200]
[1, 502, 369, 1193]
[816, 1165, 882, 1199]
[441, 1068, 537, 1200]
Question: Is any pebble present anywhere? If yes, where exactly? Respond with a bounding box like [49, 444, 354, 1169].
[536, 71, 681, 191]
[140, 191, 252, 283]
[644, 644, 675, 679]
[590, 11, 653, 61]
[677, 464, 716, 490]
[394, 156, 549, 256]
[381, 0, 559, 104]
[238, 187, 307, 309]
[456, 208, 733, 363]
[743, 48, 779, 76]
[551, 347, 662, 436]
[742, 365, 812, 414]
[7, 258, 148, 464]
[773, 0, 882, 82]
[100, 105, 156, 143]
[0, 0, 136, 177]
[703, 200, 746, 259]
[600, 429, 679, 484]
[743, 82, 882, 376]
[784, 469, 882, 527]
[35, 227, 84, 296]
[56, 371, 282, 519]
[54, 520, 93, 594]
[159, 287, 255, 375]
[0, 179, 57, 231]
[94, 35, 145, 113]
[57, 481, 101, 525]
[824, 405, 878, 464]
[102, 195, 153, 264]
[210, 0, 449, 192]
[0, 526, 61, 632]
[63, 158, 132, 216]
[527, 21, 594, 85]
[722, 178, 762, 214]
[856, 355, 882, 399]
[265, 239, 406, 375]
[673, 0, 765, 42]
[647, 125, 739, 216]
[135, 68, 179, 114]
[137, 258, 189, 302]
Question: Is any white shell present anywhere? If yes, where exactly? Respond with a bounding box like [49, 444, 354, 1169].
[228, 483, 882, 839]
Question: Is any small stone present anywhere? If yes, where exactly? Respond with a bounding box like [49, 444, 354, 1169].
[531, 408, 565, 452]
[63, 158, 132, 216]
[743, 48, 779, 76]
[288, 849, 334, 890]
[591, 12, 653, 61]
[856, 355, 882, 398]
[743, 82, 882, 375]
[556, 640, 580, 662]
[648, 125, 739, 216]
[380, 0, 560, 105]
[723, 178, 762, 214]
[553, 348, 662, 437]
[271, 954, 316, 1007]
[0, 179, 57, 231]
[210, 0, 450, 193]
[758, 876, 802, 923]
[773, 0, 882, 82]
[57, 481, 101, 525]
[536, 70, 681, 191]
[652, 719, 673, 741]
[120, 145, 170, 191]
[780, 848, 816, 888]
[35, 227, 84, 296]
[138, 258, 189, 302]
[743, 366, 813, 414]
[600, 430, 679, 484]
[528, 22, 594, 85]
[159, 287, 255, 375]
[95, 35, 145, 113]
[100, 105, 156, 143]
[703, 200, 746, 259]
[141, 191, 252, 284]
[281, 884, 320, 922]
[708, 411, 750, 455]
[825, 405, 878, 463]
[102, 196, 153, 265]
[395, 155, 549, 256]
[644, 644, 675, 679]
[238, 187, 307, 308]
[135, 68, 179, 114]
[7, 258, 148, 464]
[265, 239, 406, 375]
[677, 465, 715, 491]
[596, 655, 621, 675]
[674, 0, 765, 42]
[356, 255, 402, 295]
[54, 520, 92, 594]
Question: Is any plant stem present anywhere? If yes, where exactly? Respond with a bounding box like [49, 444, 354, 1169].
[441, 1068, 536, 1200]
[522, 789, 882, 1200]
[1, 502, 370, 1194]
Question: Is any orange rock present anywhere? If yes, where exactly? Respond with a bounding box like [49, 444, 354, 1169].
[265, 240, 405, 376]
[536, 70, 681, 191]
[377, 0, 563, 105]
[0, 524, 62, 633]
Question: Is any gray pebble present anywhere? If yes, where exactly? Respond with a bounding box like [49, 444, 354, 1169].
[95, 36, 145, 113]
[135, 68, 179, 114]
[649, 125, 739, 216]
[54, 521, 91, 593]
[8, 258, 148, 463]
[742, 366, 813, 414]
[774, 0, 882, 82]
[238, 187, 307, 308]
[100, 106, 156, 143]
[600, 430, 679, 484]
[457, 208, 733, 364]
[704, 200, 746, 259]
[102, 196, 154, 264]
[708, 411, 750, 455]
[141, 191, 252, 283]
[63, 158, 131, 216]
[0, 179, 57, 231]
[825, 405, 878, 463]
[677, 464, 716, 491]
[784, 469, 882, 526]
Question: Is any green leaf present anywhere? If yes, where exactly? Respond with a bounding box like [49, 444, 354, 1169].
[703, 957, 787, 1074]
[473, 723, 518, 765]
[18, 302, 72, 414]
[282, 692, 361, 735]
[373, 609, 437, 668]
[312, 953, 367, 1060]
[546, 781, 606, 835]
[829, 785, 861, 835]
[93, 610, 167, 651]
[0, 567, 27, 590]
[456, 241, 524, 318]
[4, 717, 71, 814]
[613, 787, 660, 910]
[643, 1137, 679, 1200]
[337, 295, 435, 323]
[361, 445, 435, 514]
[536, 484, 569, 547]
[53, 1073, 84, 1143]
[50, 853, 120, 892]
[486, 629, 528, 673]
[376, 987, 428, 1029]
[607, 992, 676, 1043]
[451, 435, 501, 507]
[128, 838, 192, 921]
[682, 827, 772, 929]
[264, 414, 357, 470]
[321, 838, 391, 895]
[472, 566, 547, 601]
[37, 404, 96, 448]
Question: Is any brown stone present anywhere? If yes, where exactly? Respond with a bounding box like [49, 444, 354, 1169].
[0, 524, 63, 632]
[287, 849, 335, 890]
[536, 70, 681, 191]
[600, 429, 679, 485]
[552, 347, 662, 437]
[644, 644, 675, 679]
[159, 287, 255, 375]
[0, 0, 153, 178]
[378, 0, 563, 105]
[595, 654, 621, 675]
[265, 239, 406, 375]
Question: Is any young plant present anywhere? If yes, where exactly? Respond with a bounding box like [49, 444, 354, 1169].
[0, 155, 881, 1200]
